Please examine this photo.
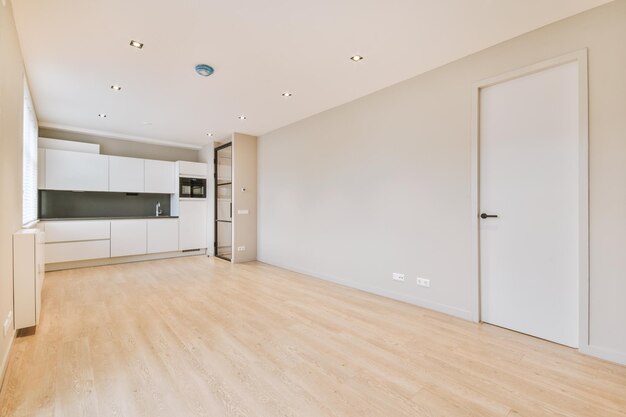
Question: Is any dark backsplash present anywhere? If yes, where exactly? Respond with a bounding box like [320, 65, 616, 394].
[39, 191, 171, 219]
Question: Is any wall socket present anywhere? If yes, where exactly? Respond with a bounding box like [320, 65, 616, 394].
[416, 277, 430, 288]
[237, 246, 246, 252]
[392, 273, 405, 282]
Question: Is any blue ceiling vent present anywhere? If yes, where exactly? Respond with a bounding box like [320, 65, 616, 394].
[195, 64, 215, 77]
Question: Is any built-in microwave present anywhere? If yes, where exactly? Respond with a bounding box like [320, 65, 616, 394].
[179, 177, 206, 198]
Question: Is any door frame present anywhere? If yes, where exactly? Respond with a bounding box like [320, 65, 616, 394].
[469, 49, 589, 350]
[214, 141, 233, 262]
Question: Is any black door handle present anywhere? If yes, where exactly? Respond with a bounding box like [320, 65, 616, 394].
[480, 213, 498, 219]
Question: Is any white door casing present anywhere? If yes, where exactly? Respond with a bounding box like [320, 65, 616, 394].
[470, 50, 589, 350]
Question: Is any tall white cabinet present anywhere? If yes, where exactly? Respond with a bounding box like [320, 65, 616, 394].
[179, 200, 207, 250]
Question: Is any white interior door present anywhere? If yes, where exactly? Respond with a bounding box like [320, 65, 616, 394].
[479, 61, 580, 348]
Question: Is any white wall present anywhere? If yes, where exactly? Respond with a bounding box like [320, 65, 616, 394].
[0, 0, 27, 381]
[258, 1, 626, 363]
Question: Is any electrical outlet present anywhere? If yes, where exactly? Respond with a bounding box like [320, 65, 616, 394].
[392, 273, 405, 282]
[237, 246, 246, 252]
[416, 277, 430, 288]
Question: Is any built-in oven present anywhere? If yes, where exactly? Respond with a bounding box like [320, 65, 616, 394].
[179, 177, 206, 198]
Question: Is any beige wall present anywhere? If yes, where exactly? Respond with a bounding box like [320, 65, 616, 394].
[232, 133, 257, 263]
[0, 0, 26, 379]
[39, 128, 199, 162]
[258, 1, 626, 363]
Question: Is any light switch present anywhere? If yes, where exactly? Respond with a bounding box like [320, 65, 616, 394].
[237, 209, 249, 215]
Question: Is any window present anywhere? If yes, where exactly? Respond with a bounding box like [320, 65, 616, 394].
[22, 79, 38, 225]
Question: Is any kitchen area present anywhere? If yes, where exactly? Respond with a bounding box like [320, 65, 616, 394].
[36, 138, 208, 271]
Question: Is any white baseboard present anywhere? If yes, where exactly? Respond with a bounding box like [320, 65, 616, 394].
[0, 329, 16, 393]
[580, 344, 626, 366]
[257, 257, 473, 321]
[46, 249, 208, 271]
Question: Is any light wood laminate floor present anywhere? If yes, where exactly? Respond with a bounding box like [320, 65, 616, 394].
[1, 256, 625, 417]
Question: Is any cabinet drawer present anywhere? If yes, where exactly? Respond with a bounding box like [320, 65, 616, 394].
[45, 240, 110, 264]
[43, 221, 111, 243]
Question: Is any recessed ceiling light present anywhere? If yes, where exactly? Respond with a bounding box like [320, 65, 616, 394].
[350, 55, 364, 62]
[206, 132, 213, 137]
[281, 91, 293, 97]
[238, 115, 247, 120]
[110, 85, 122, 91]
[98, 113, 107, 118]
[129, 40, 144, 49]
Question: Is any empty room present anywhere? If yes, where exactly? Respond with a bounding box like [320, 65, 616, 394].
[1, 0, 625, 416]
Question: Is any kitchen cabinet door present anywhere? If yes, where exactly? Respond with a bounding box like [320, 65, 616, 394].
[179, 200, 207, 250]
[44, 149, 109, 191]
[110, 220, 147, 257]
[109, 156, 145, 192]
[45, 240, 110, 263]
[147, 219, 179, 253]
[145, 160, 176, 193]
[178, 161, 207, 177]
[43, 220, 111, 243]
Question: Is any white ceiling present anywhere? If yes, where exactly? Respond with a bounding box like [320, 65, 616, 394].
[12, 0, 611, 149]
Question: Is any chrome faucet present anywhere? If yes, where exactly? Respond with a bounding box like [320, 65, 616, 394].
[156, 201, 162, 216]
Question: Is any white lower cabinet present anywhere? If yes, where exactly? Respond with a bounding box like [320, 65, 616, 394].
[111, 220, 147, 257]
[147, 219, 179, 254]
[42, 220, 111, 263]
[44, 220, 110, 243]
[42, 218, 182, 267]
[46, 240, 110, 263]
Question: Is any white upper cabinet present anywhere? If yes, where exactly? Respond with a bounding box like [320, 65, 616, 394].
[145, 160, 176, 194]
[43, 149, 109, 191]
[109, 156, 145, 192]
[178, 161, 207, 178]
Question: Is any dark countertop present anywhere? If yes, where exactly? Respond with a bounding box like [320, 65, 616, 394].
[40, 216, 179, 221]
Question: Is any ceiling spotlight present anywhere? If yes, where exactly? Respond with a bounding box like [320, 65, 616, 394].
[195, 64, 215, 77]
[281, 91, 293, 97]
[110, 85, 122, 91]
[238, 115, 247, 120]
[206, 132, 213, 137]
[98, 113, 107, 118]
[350, 55, 364, 62]
[129, 40, 144, 49]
